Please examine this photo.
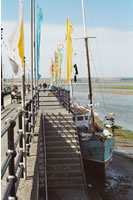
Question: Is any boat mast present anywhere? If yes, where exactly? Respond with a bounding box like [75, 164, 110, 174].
[81, 0, 95, 134]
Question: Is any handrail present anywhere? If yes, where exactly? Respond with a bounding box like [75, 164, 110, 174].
[52, 86, 70, 112]
[1, 110, 22, 138]
[1, 92, 39, 200]
[41, 111, 48, 200]
[1, 154, 13, 179]
[1, 123, 11, 137]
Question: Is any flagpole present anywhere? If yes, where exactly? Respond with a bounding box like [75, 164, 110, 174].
[31, 0, 34, 141]
[21, 57, 27, 179]
[33, 0, 37, 108]
[1, 28, 4, 109]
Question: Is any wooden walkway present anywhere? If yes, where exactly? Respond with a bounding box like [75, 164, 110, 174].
[38, 91, 88, 200]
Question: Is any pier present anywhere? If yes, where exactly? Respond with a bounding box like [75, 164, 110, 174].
[1, 88, 89, 200]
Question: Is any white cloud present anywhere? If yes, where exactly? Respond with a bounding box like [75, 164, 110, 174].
[1, 21, 133, 79]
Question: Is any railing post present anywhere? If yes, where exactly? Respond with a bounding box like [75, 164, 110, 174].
[28, 101, 32, 143]
[25, 104, 30, 156]
[34, 92, 37, 121]
[34, 93, 37, 123]
[6, 118, 17, 199]
[68, 90, 70, 112]
[63, 89, 65, 107]
[60, 89, 64, 105]
[37, 90, 39, 109]
[32, 96, 35, 125]
[36, 87, 38, 111]
[18, 109, 24, 178]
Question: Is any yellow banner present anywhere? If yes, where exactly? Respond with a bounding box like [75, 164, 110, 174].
[18, 19, 24, 71]
[67, 19, 73, 83]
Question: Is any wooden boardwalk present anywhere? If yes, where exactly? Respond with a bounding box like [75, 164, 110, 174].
[38, 91, 88, 199]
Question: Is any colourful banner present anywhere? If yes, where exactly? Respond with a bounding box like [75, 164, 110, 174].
[58, 43, 64, 80]
[50, 57, 55, 83]
[67, 19, 73, 83]
[8, 0, 24, 75]
[50, 43, 64, 84]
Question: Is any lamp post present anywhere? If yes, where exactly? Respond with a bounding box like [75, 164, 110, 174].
[1, 28, 4, 110]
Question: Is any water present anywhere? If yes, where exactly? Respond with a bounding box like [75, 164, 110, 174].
[85, 154, 133, 200]
[71, 84, 133, 131]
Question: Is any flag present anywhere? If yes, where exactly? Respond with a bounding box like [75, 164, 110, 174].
[58, 43, 64, 80]
[18, 18, 24, 71]
[54, 51, 58, 81]
[57, 43, 64, 81]
[50, 58, 53, 82]
[67, 19, 73, 83]
[36, 4, 43, 80]
[8, 0, 24, 75]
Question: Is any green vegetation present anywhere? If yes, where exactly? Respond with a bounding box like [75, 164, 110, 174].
[95, 117, 133, 142]
[95, 86, 133, 90]
[113, 125, 133, 142]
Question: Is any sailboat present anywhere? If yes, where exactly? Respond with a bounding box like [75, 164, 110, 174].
[70, 0, 115, 176]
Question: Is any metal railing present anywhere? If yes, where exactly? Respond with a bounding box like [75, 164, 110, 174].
[1, 92, 39, 200]
[52, 86, 70, 112]
[41, 111, 48, 200]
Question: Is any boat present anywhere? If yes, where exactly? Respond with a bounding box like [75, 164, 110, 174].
[71, 105, 114, 176]
[103, 114, 114, 128]
[70, 0, 115, 176]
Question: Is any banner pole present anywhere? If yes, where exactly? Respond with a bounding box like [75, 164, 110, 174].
[31, 0, 34, 141]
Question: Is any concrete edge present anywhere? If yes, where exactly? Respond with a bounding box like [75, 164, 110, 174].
[114, 150, 133, 160]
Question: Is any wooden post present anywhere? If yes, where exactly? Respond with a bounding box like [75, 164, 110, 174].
[81, 0, 95, 134]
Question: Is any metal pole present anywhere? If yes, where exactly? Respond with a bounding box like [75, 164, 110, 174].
[1, 28, 4, 109]
[81, 0, 87, 38]
[21, 57, 27, 179]
[18, 109, 23, 178]
[33, 0, 37, 122]
[31, 0, 34, 141]
[81, 0, 95, 134]
[7, 119, 17, 199]
[34, 0, 37, 95]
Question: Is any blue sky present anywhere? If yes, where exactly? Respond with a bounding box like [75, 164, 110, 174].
[1, 0, 133, 31]
[1, 0, 133, 78]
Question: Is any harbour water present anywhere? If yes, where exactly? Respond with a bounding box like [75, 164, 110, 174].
[71, 83, 133, 200]
[72, 84, 133, 131]
[86, 154, 133, 200]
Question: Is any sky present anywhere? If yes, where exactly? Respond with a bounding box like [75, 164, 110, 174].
[1, 0, 133, 79]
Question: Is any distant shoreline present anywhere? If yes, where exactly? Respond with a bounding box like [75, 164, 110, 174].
[74, 90, 133, 95]
[72, 81, 133, 85]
